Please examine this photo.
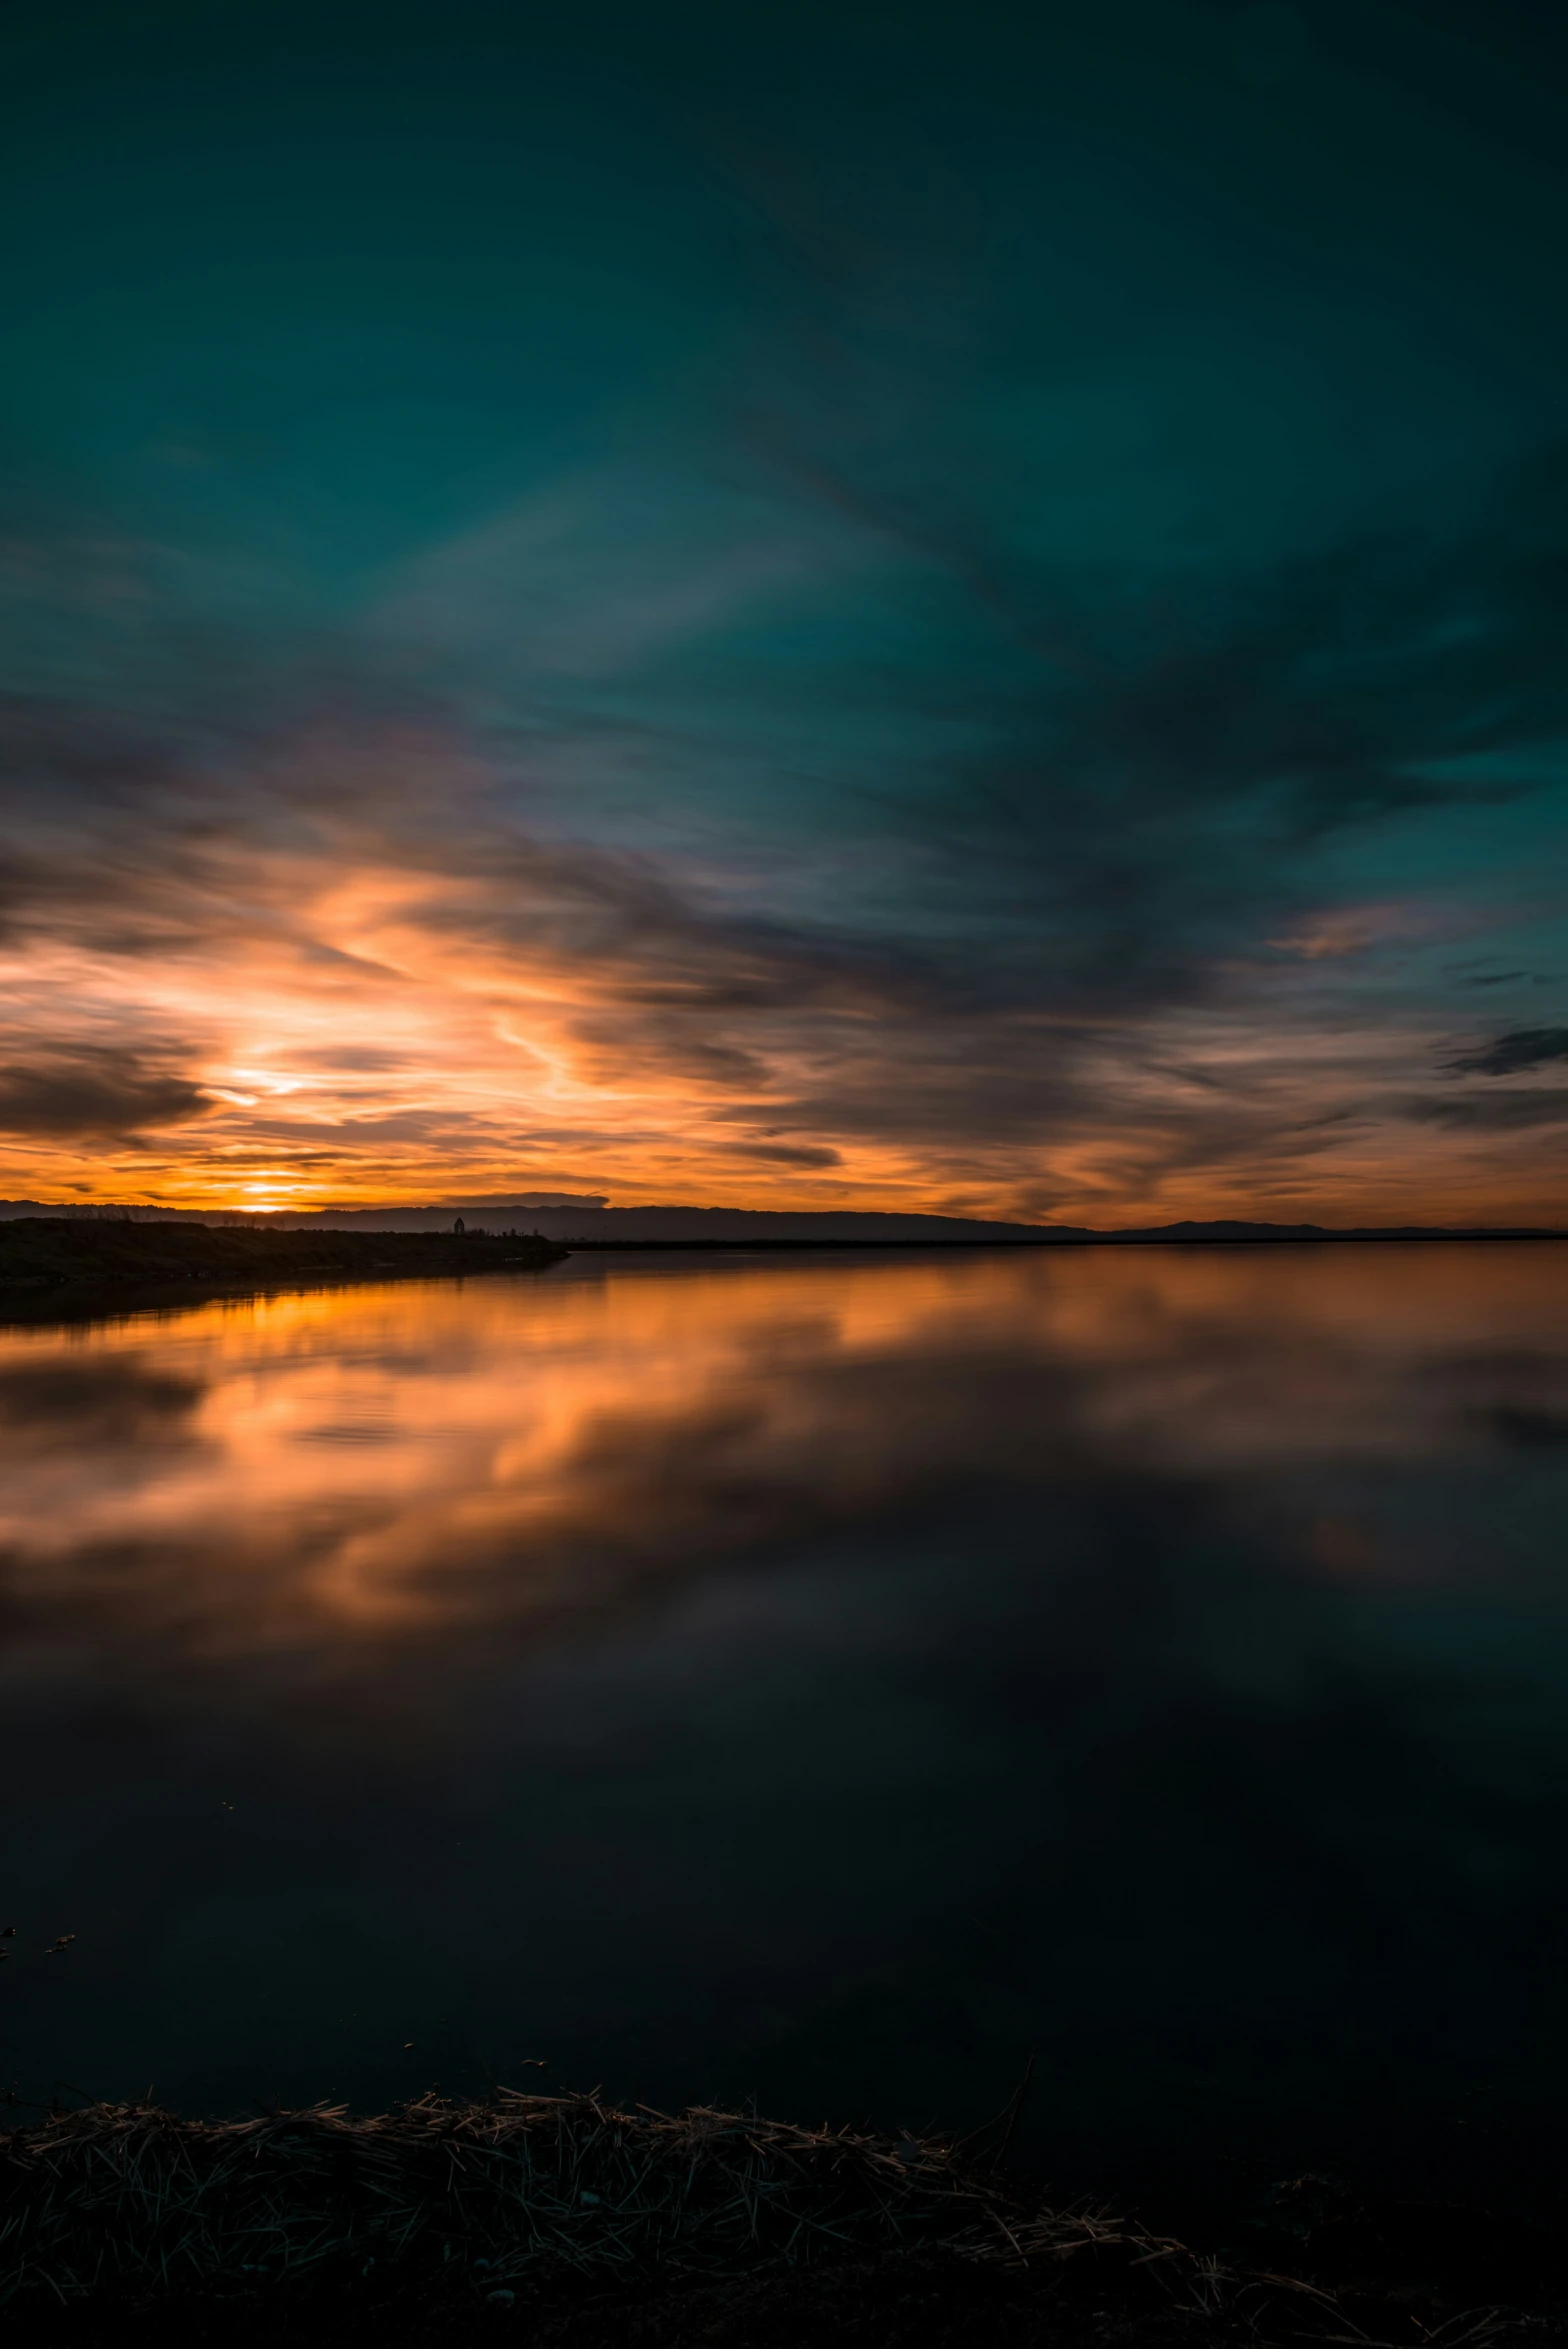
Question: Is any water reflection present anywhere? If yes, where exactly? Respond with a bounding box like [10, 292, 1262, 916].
[4, 1246, 1564, 1651]
[3, 1245, 1568, 2219]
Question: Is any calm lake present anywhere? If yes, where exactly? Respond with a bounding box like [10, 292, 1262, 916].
[4, 1243, 1568, 2223]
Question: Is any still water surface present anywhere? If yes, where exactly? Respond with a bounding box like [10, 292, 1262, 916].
[4, 1244, 1568, 2218]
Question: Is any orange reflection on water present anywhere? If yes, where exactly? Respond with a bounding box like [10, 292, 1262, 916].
[0, 1244, 1564, 1658]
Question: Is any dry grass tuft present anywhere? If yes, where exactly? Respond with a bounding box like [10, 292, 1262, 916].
[0, 2091, 1176, 2305]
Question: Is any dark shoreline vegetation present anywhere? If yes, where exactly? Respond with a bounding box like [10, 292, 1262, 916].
[0, 1215, 1563, 1316]
[1, 2093, 1563, 2346]
[0, 1218, 569, 1302]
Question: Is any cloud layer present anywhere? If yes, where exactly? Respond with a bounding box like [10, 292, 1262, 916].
[1, 0, 1566, 1220]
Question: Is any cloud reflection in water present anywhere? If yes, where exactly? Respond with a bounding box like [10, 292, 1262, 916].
[1, 1246, 1565, 1668]
[3, 1245, 1568, 2213]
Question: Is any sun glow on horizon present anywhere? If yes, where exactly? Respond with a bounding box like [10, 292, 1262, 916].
[1, 5, 1566, 1259]
[0, 807, 1562, 1229]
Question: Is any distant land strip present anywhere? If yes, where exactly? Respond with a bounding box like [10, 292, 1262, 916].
[0, 1218, 568, 1298]
[0, 1201, 1562, 1250]
[557, 1230, 1568, 1248]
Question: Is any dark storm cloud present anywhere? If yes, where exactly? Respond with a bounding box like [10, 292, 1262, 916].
[708, 33, 1568, 1042]
[0, 1050, 210, 1139]
[751, 436, 1568, 1025]
[1405, 1090, 1568, 1131]
[1445, 1028, 1568, 1076]
[423, 833, 945, 1016]
[0, 687, 958, 1022]
[0, 697, 259, 955]
[730, 1140, 843, 1168]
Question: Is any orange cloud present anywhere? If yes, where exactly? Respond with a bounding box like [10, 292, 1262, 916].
[0, 717, 1562, 1225]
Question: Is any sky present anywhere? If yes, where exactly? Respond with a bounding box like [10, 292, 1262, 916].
[1, 0, 1566, 1223]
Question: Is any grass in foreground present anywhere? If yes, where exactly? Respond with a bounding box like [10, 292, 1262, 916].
[0, 2090, 1161, 2299]
[0, 2092, 1558, 2343]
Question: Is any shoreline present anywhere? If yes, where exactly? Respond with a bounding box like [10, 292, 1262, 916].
[1, 1221, 1562, 1325]
[0, 1218, 568, 1310]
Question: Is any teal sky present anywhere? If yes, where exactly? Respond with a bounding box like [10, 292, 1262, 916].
[1, 0, 1566, 1220]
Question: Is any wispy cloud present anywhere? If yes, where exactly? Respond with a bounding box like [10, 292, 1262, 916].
[1445, 1027, 1568, 1077]
[2, 4, 1567, 1224]
[0, 1046, 210, 1140]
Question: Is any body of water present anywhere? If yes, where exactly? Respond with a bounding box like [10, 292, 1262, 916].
[4, 1243, 1568, 2224]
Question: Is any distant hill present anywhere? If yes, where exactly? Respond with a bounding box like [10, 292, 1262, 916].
[0, 1201, 1558, 1245]
[514, 1209, 1562, 1245]
[504, 1206, 1081, 1244]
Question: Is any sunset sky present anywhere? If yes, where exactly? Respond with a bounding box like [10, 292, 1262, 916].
[2, 0, 1566, 1222]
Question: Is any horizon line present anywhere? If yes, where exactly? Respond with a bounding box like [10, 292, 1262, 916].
[0, 1196, 1562, 1242]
